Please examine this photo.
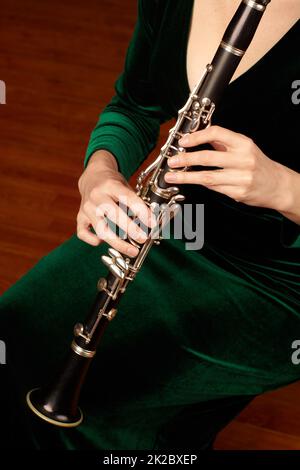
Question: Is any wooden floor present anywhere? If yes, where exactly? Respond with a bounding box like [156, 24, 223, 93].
[1, 0, 300, 450]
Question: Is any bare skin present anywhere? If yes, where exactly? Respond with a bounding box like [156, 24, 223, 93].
[186, 0, 299, 90]
[166, 0, 300, 224]
[78, 0, 300, 255]
[77, 150, 155, 256]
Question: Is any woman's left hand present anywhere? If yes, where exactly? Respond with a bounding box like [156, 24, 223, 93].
[164, 125, 289, 212]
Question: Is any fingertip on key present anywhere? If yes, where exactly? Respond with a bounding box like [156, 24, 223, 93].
[128, 246, 139, 257]
[178, 134, 190, 146]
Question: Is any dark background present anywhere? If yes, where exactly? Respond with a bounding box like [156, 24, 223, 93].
[0, 0, 300, 450]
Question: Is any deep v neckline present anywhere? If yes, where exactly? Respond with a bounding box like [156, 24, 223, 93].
[181, 0, 299, 96]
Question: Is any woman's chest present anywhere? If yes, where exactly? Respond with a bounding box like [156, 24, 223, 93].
[186, 0, 299, 92]
[149, 1, 299, 171]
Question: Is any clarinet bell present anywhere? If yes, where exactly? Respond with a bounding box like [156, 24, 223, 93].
[26, 387, 83, 428]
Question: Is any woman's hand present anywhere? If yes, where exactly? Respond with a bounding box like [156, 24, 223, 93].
[165, 125, 292, 213]
[77, 150, 155, 257]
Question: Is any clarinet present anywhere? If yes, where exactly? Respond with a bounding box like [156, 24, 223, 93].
[27, 0, 271, 427]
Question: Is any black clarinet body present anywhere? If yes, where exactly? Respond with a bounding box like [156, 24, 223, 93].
[27, 0, 271, 427]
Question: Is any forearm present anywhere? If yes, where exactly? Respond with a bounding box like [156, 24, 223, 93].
[275, 162, 300, 225]
[84, 0, 171, 181]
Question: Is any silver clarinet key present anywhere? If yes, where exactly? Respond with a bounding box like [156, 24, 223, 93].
[108, 247, 122, 259]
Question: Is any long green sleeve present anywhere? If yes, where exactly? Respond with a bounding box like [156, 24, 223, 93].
[84, 0, 172, 180]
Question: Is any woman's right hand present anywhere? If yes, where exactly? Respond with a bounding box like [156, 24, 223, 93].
[77, 150, 156, 257]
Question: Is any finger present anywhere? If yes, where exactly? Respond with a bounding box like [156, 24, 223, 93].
[77, 215, 101, 246]
[178, 125, 247, 150]
[168, 150, 242, 169]
[95, 217, 139, 258]
[82, 199, 141, 254]
[116, 189, 157, 228]
[165, 169, 247, 186]
[96, 200, 148, 244]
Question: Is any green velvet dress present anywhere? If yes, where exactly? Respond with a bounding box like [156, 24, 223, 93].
[0, 0, 299, 450]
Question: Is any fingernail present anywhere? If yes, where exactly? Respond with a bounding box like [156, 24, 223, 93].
[165, 172, 177, 182]
[128, 246, 139, 257]
[168, 156, 179, 167]
[178, 134, 189, 146]
[137, 231, 147, 243]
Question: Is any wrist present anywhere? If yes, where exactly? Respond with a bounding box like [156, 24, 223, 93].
[79, 150, 119, 195]
[274, 163, 300, 224]
[272, 162, 293, 213]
